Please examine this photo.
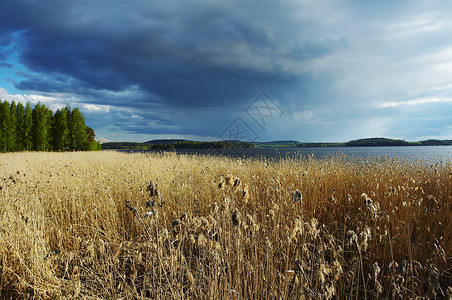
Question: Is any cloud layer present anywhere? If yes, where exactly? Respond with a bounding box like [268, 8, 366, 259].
[1, 0, 452, 141]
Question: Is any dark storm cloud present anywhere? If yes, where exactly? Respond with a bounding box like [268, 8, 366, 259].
[0, 0, 309, 122]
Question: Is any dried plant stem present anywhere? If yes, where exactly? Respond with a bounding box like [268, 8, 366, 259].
[355, 240, 367, 300]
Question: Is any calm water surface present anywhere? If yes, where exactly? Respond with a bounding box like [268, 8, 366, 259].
[120, 146, 452, 163]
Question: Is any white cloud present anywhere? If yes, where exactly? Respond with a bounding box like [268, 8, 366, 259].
[375, 97, 452, 108]
[80, 103, 112, 113]
[0, 86, 67, 110]
[97, 137, 111, 144]
[0, 86, 116, 115]
[384, 14, 443, 35]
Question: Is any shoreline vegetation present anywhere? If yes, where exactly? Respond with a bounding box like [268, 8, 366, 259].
[101, 137, 452, 150]
[0, 151, 450, 298]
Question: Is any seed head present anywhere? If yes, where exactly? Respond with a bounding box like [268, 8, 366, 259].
[373, 262, 381, 282]
[232, 209, 241, 226]
[233, 177, 241, 188]
[218, 177, 225, 189]
[125, 201, 137, 215]
[147, 180, 158, 197]
[292, 190, 302, 203]
[225, 173, 234, 186]
[346, 230, 357, 246]
[198, 234, 208, 247]
[145, 199, 155, 208]
[246, 214, 260, 232]
[172, 219, 181, 227]
[361, 193, 373, 205]
[242, 184, 250, 202]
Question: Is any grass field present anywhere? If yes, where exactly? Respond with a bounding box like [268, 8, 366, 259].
[0, 151, 450, 299]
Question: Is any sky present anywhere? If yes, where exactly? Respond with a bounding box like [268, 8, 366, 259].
[1, 0, 452, 143]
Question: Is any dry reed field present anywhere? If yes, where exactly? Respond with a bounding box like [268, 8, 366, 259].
[0, 151, 450, 299]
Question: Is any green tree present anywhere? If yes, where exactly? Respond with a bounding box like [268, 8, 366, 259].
[86, 127, 102, 151]
[16, 102, 26, 151]
[52, 106, 69, 151]
[32, 102, 51, 151]
[0, 100, 12, 152]
[23, 103, 33, 151]
[46, 106, 54, 151]
[68, 107, 87, 150]
[9, 101, 17, 151]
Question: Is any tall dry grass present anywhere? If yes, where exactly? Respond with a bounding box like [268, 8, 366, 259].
[0, 151, 450, 299]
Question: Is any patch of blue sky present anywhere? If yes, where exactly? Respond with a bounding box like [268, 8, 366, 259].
[0, 30, 28, 95]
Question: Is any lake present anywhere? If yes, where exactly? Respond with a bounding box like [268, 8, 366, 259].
[118, 146, 452, 163]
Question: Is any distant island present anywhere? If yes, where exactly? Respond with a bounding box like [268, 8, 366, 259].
[101, 137, 452, 150]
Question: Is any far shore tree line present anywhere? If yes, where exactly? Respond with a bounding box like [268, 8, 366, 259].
[101, 140, 255, 150]
[0, 100, 101, 152]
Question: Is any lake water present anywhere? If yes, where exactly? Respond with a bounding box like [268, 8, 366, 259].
[119, 146, 452, 163]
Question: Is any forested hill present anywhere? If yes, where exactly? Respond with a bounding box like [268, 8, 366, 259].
[344, 138, 409, 146]
[0, 100, 101, 152]
[344, 138, 452, 146]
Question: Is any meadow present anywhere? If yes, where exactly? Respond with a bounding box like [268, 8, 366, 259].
[0, 151, 450, 299]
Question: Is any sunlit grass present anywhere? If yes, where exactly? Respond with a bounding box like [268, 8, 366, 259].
[0, 151, 450, 299]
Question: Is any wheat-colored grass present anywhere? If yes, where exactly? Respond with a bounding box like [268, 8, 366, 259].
[0, 151, 450, 299]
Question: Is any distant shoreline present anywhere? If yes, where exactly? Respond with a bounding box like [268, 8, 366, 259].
[101, 137, 452, 150]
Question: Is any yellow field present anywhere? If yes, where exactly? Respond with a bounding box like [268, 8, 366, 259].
[0, 151, 450, 299]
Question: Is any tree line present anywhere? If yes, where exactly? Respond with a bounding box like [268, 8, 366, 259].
[101, 140, 255, 150]
[0, 100, 101, 152]
[172, 140, 254, 149]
